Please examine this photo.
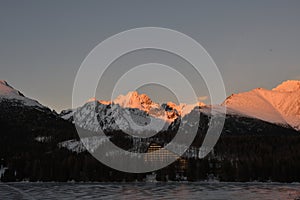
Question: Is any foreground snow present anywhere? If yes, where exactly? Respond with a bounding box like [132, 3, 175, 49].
[58, 136, 110, 153]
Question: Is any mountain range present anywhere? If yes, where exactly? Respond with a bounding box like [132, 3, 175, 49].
[1, 78, 299, 154]
[1, 79, 300, 137]
[59, 80, 300, 132]
[1, 79, 300, 182]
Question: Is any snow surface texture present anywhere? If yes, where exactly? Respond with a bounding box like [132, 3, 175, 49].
[0, 80, 45, 108]
[58, 136, 110, 153]
[224, 80, 300, 130]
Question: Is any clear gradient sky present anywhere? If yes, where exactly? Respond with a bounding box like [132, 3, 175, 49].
[0, 0, 300, 111]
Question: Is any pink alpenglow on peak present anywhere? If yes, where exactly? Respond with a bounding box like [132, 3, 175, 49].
[113, 91, 160, 112]
[0, 80, 23, 97]
[98, 100, 111, 105]
[0, 80, 44, 108]
[272, 80, 300, 92]
[224, 80, 300, 131]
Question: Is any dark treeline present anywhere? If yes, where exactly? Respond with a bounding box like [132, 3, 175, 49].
[2, 134, 300, 182]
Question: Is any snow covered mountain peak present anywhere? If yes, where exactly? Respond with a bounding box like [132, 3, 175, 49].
[0, 80, 8, 85]
[224, 81, 300, 130]
[113, 91, 153, 109]
[272, 80, 300, 92]
[113, 91, 158, 112]
[0, 80, 24, 97]
[0, 80, 45, 108]
[0, 80, 9, 86]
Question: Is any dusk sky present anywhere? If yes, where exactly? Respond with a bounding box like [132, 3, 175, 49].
[1, 0, 300, 111]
